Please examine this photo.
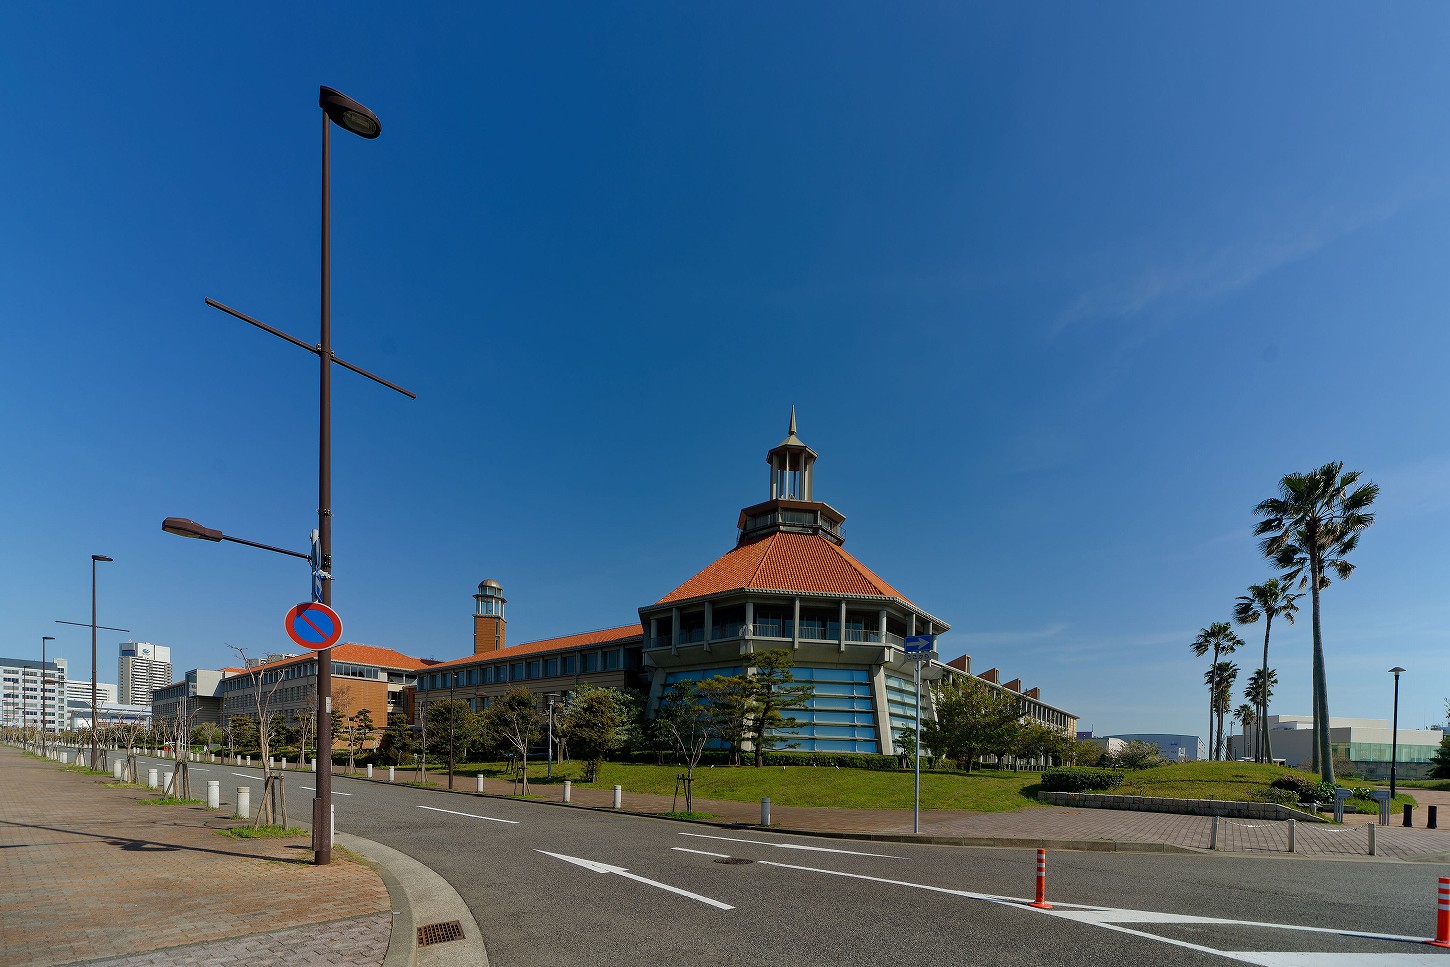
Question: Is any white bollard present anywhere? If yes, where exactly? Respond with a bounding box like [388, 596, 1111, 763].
[1210, 815, 1219, 851]
[237, 786, 251, 819]
[563, 780, 571, 803]
[366, 763, 373, 779]
[311, 759, 317, 772]
[112, 760, 123, 780]
[1287, 818, 1297, 853]
[162, 771, 173, 795]
[207, 780, 220, 809]
[331, 804, 335, 840]
[388, 766, 395, 783]
[147, 769, 159, 790]
[476, 775, 484, 793]
[762, 797, 771, 826]
[613, 785, 623, 809]
[1368, 823, 1377, 856]
[268, 758, 275, 769]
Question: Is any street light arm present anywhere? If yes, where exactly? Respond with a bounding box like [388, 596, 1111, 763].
[219, 533, 311, 560]
[55, 620, 130, 632]
[205, 297, 416, 400]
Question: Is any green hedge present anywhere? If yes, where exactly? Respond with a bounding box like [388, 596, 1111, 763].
[1041, 767, 1124, 792]
[614, 750, 900, 770]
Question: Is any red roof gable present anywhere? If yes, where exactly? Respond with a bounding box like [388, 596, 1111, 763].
[422, 624, 644, 670]
[656, 531, 911, 604]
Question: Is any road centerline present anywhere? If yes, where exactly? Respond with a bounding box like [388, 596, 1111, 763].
[679, 832, 900, 858]
[416, 804, 519, 824]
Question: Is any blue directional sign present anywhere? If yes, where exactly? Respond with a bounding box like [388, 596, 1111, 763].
[285, 601, 343, 650]
[903, 634, 936, 654]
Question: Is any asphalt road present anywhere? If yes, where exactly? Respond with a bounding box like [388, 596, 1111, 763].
[130, 755, 1450, 966]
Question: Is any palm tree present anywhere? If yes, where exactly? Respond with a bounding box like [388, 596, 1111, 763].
[1191, 623, 1243, 760]
[1204, 661, 1239, 760]
[1233, 579, 1300, 763]
[1233, 703, 1257, 760]
[1254, 462, 1377, 784]
[1245, 666, 1278, 761]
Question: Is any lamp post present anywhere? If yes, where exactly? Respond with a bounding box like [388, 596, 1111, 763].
[41, 636, 55, 756]
[547, 694, 557, 779]
[88, 556, 112, 769]
[1389, 666, 1405, 800]
[197, 85, 411, 867]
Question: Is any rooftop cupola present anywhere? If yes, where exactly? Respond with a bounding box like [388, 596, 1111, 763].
[472, 579, 507, 653]
[737, 409, 846, 546]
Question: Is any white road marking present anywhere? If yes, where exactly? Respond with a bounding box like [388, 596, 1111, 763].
[300, 787, 353, 796]
[679, 832, 899, 858]
[230, 772, 260, 780]
[415, 805, 518, 824]
[672, 847, 732, 859]
[536, 850, 733, 911]
[759, 860, 1435, 963]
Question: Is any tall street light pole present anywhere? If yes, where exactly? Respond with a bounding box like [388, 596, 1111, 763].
[41, 636, 55, 756]
[90, 556, 113, 769]
[1389, 666, 1405, 801]
[200, 86, 410, 867]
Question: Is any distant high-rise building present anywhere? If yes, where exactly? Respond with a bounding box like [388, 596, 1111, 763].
[66, 680, 118, 706]
[0, 656, 67, 732]
[118, 642, 172, 707]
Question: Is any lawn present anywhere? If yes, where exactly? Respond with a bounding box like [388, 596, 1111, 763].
[1111, 761, 1417, 811]
[451, 759, 1043, 811]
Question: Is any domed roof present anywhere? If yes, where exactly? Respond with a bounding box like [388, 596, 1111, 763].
[477, 579, 503, 592]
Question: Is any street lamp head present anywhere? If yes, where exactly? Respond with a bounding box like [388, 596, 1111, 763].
[92, 555, 113, 563]
[319, 86, 381, 139]
[1389, 666, 1406, 676]
[42, 636, 54, 643]
[162, 517, 223, 542]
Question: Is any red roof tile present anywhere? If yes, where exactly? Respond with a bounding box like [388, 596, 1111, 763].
[655, 532, 911, 604]
[422, 624, 644, 670]
[221, 643, 426, 680]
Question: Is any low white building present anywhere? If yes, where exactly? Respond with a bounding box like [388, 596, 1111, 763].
[1105, 733, 1205, 762]
[1228, 714, 1444, 780]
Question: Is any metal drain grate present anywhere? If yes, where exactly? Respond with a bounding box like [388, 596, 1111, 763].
[715, 857, 754, 865]
[417, 920, 465, 947]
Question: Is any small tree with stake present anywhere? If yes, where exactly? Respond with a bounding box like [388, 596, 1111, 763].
[230, 646, 289, 827]
[655, 681, 718, 813]
[426, 699, 475, 788]
[482, 687, 541, 796]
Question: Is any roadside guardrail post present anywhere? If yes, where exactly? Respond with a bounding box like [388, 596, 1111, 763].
[762, 797, 771, 826]
[207, 780, 220, 809]
[237, 786, 250, 819]
[613, 785, 622, 809]
[563, 780, 571, 803]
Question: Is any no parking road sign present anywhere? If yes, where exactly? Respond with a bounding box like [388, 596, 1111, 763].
[285, 602, 343, 650]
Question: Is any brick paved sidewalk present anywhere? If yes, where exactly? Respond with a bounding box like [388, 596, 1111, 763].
[381, 763, 1450, 861]
[0, 748, 392, 967]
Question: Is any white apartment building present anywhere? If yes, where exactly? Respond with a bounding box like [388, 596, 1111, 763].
[66, 680, 119, 705]
[118, 642, 172, 707]
[1, 656, 68, 732]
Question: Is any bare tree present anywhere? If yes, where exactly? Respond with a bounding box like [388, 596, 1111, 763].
[162, 697, 199, 799]
[230, 645, 289, 827]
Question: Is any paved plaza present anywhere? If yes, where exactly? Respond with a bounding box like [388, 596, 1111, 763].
[0, 749, 392, 967]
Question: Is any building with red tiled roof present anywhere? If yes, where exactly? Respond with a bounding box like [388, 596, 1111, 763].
[414, 413, 1076, 750]
[219, 643, 428, 748]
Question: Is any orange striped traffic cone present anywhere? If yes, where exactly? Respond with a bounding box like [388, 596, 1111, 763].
[1429, 877, 1450, 948]
[1030, 848, 1052, 909]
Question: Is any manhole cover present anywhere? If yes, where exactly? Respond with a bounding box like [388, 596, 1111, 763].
[715, 857, 754, 865]
[417, 920, 465, 946]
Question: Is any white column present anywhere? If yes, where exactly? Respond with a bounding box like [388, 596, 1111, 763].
[838, 601, 847, 652]
[793, 597, 801, 650]
[207, 780, 220, 809]
[237, 786, 251, 819]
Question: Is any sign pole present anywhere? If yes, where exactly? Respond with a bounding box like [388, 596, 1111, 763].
[913, 657, 921, 834]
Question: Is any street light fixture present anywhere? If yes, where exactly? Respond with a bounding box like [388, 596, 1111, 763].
[188, 84, 412, 867]
[41, 636, 55, 756]
[1389, 666, 1405, 801]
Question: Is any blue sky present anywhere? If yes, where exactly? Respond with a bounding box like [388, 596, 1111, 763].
[3, 5, 1447, 740]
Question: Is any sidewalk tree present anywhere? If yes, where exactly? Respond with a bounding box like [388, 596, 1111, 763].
[344, 708, 375, 773]
[558, 685, 631, 782]
[1233, 579, 1299, 763]
[482, 687, 542, 795]
[923, 675, 1023, 772]
[426, 699, 476, 787]
[655, 681, 719, 812]
[230, 646, 288, 827]
[746, 650, 815, 767]
[1430, 733, 1450, 780]
[1190, 623, 1243, 760]
[1254, 461, 1378, 784]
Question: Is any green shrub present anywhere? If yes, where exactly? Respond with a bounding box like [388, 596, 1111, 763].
[1269, 775, 1319, 802]
[1041, 767, 1124, 792]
